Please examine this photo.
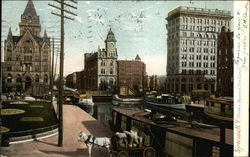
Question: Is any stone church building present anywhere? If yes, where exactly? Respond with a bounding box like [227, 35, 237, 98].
[3, 0, 51, 96]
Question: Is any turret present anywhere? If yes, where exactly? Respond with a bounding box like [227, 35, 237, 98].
[7, 27, 13, 41]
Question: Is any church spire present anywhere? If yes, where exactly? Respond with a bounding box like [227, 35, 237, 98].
[19, 0, 41, 36]
[7, 27, 13, 41]
[43, 29, 48, 38]
[23, 0, 37, 17]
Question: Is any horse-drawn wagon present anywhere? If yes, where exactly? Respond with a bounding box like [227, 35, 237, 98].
[110, 130, 156, 157]
[111, 146, 156, 157]
[78, 130, 156, 157]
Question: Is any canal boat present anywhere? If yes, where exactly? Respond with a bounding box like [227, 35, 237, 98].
[113, 94, 143, 103]
[78, 97, 94, 106]
[110, 107, 233, 157]
[145, 94, 186, 110]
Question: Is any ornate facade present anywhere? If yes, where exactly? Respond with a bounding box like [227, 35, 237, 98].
[3, 0, 51, 96]
[84, 29, 118, 91]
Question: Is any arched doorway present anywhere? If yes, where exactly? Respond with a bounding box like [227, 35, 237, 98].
[25, 76, 32, 90]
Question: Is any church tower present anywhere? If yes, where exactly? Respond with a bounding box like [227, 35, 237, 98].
[19, 0, 41, 36]
[105, 28, 117, 58]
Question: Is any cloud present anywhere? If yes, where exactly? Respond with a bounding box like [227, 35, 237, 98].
[122, 25, 138, 31]
[64, 52, 84, 76]
[75, 16, 83, 24]
[85, 1, 91, 5]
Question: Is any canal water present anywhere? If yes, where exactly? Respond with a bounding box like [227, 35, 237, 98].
[77, 101, 144, 126]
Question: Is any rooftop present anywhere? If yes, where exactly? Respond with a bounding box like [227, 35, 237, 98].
[167, 6, 232, 20]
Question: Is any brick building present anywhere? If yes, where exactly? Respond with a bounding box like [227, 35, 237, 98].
[216, 26, 233, 97]
[65, 70, 85, 90]
[117, 55, 146, 93]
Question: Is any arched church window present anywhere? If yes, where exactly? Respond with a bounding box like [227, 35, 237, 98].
[7, 74, 12, 83]
[109, 78, 114, 85]
[110, 61, 113, 66]
[110, 68, 113, 74]
[35, 74, 39, 83]
[16, 74, 21, 83]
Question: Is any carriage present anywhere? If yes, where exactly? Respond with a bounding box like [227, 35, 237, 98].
[111, 146, 156, 157]
[78, 131, 157, 157]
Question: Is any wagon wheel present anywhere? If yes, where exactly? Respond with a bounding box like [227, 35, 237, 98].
[117, 151, 129, 157]
[111, 151, 118, 157]
[143, 147, 156, 157]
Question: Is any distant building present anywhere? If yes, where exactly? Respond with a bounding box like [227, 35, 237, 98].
[216, 27, 233, 97]
[148, 75, 159, 91]
[84, 29, 118, 91]
[117, 55, 146, 93]
[3, 0, 51, 96]
[165, 6, 233, 94]
[65, 70, 85, 90]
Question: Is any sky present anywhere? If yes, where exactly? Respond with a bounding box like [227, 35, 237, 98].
[2, 0, 234, 76]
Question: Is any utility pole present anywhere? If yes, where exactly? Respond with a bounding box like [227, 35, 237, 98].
[49, 0, 77, 146]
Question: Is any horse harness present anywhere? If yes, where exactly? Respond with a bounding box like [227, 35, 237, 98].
[85, 135, 96, 145]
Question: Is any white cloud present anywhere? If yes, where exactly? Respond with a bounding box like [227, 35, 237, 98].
[64, 52, 84, 76]
[75, 16, 83, 24]
[85, 1, 91, 5]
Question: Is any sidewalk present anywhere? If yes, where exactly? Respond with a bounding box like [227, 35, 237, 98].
[1, 104, 113, 157]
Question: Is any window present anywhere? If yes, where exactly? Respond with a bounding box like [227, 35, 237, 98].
[43, 57, 48, 62]
[7, 74, 12, 83]
[16, 55, 20, 61]
[44, 65, 48, 71]
[44, 74, 48, 83]
[101, 68, 105, 74]
[110, 68, 113, 74]
[101, 60, 105, 66]
[110, 61, 113, 66]
[109, 78, 114, 85]
[24, 56, 32, 61]
[16, 75, 21, 83]
[7, 66, 12, 71]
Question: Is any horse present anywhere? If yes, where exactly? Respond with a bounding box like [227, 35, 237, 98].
[78, 131, 111, 157]
[112, 130, 142, 148]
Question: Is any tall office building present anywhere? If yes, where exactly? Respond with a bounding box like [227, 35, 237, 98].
[165, 6, 232, 94]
